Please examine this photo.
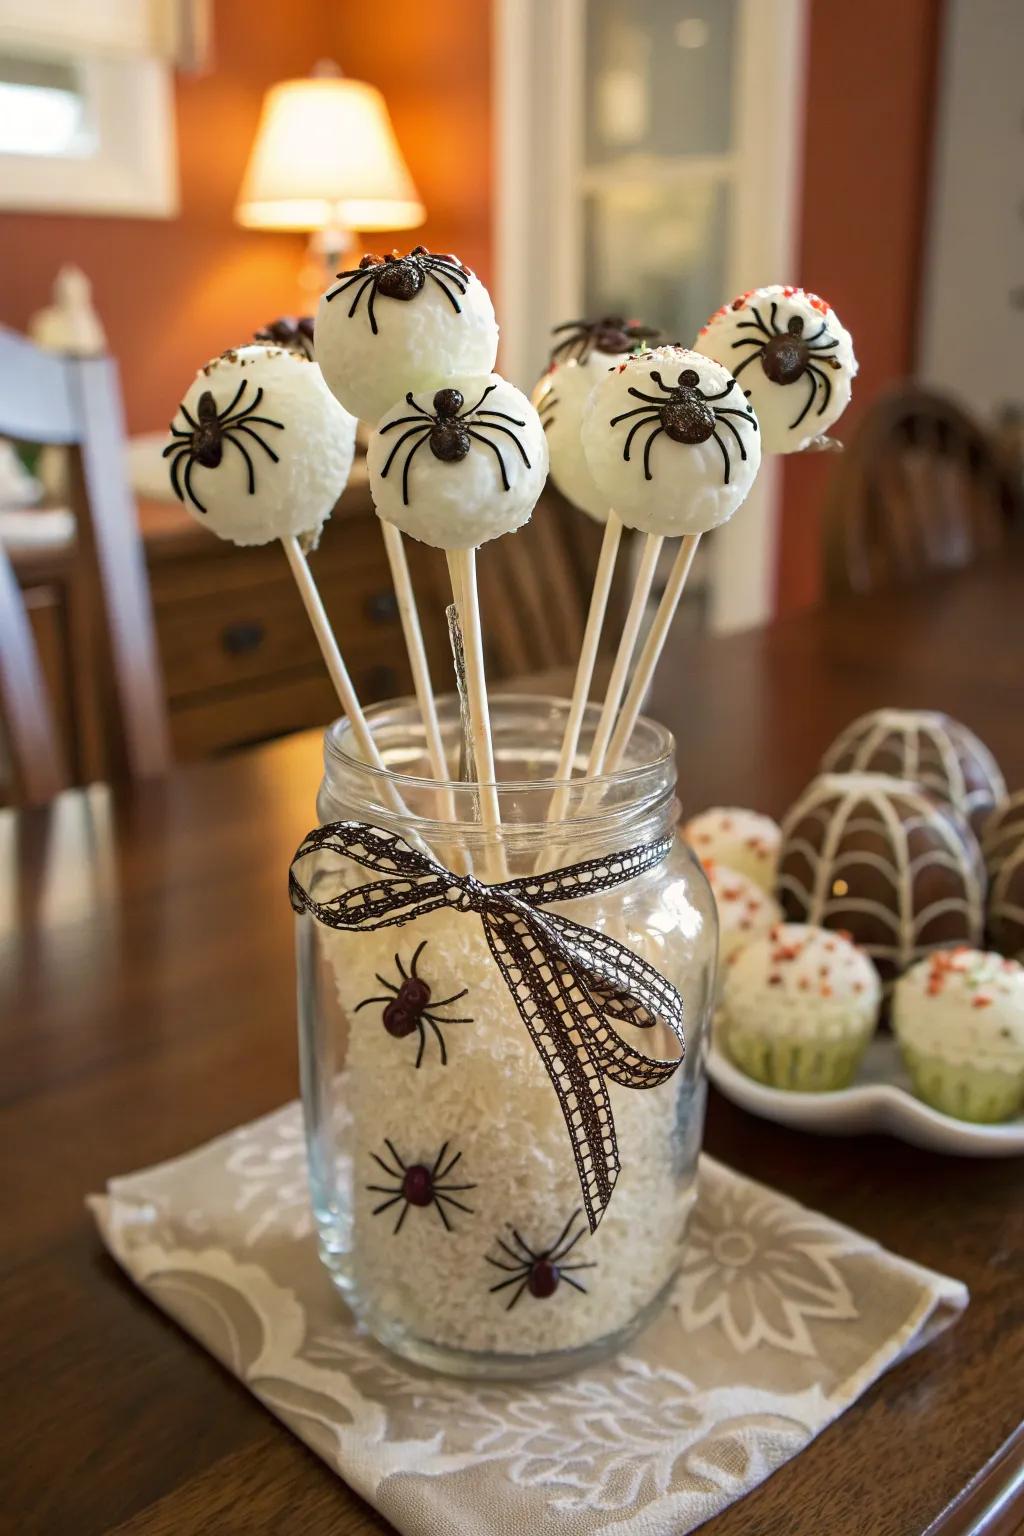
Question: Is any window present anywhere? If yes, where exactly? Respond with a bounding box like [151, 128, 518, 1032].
[0, 2, 182, 218]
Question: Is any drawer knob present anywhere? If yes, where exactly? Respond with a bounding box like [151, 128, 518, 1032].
[221, 620, 266, 655]
[365, 590, 399, 624]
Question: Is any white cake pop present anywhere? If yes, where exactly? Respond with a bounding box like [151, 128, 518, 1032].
[532, 317, 661, 523]
[315, 246, 499, 425]
[164, 345, 357, 546]
[702, 859, 782, 992]
[684, 806, 782, 894]
[367, 374, 548, 550]
[695, 285, 857, 453]
[580, 345, 761, 536]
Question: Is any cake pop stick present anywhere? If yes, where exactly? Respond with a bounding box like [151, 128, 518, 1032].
[163, 343, 422, 836]
[446, 546, 505, 877]
[585, 531, 664, 776]
[605, 532, 701, 772]
[581, 345, 762, 764]
[379, 521, 453, 791]
[368, 372, 549, 881]
[530, 317, 660, 818]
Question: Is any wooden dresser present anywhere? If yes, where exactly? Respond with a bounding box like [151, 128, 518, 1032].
[11, 466, 603, 771]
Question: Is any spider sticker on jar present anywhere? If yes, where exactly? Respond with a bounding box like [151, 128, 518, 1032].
[366, 1139, 477, 1233]
[354, 939, 473, 1068]
[695, 284, 858, 453]
[485, 1210, 597, 1310]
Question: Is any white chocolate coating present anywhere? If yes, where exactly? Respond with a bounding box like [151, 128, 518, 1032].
[893, 949, 1024, 1070]
[532, 351, 628, 523]
[695, 285, 857, 454]
[164, 345, 357, 546]
[367, 374, 548, 550]
[580, 346, 761, 535]
[684, 807, 781, 894]
[723, 923, 881, 1044]
[315, 249, 499, 425]
[702, 860, 781, 989]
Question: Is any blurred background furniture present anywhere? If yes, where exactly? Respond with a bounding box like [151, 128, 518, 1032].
[7, 456, 605, 765]
[822, 385, 1024, 598]
[0, 535, 68, 803]
[0, 327, 169, 803]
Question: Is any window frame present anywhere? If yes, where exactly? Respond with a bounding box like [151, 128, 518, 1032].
[0, 51, 178, 218]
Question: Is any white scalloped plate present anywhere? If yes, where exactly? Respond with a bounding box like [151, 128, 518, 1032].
[707, 1031, 1024, 1156]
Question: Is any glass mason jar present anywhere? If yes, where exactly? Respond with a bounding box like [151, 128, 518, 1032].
[295, 694, 716, 1380]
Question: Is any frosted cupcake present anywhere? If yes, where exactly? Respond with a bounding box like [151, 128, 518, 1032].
[684, 807, 781, 894]
[893, 948, 1024, 1122]
[721, 923, 881, 1090]
[703, 859, 781, 997]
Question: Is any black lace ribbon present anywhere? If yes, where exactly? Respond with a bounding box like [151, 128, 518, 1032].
[289, 822, 686, 1231]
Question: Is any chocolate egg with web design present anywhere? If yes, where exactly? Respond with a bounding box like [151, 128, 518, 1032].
[821, 708, 1006, 839]
[981, 791, 1024, 960]
[776, 772, 985, 986]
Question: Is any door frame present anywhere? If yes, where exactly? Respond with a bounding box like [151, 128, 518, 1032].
[492, 0, 809, 631]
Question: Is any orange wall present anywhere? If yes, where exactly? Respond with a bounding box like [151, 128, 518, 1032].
[777, 0, 942, 613]
[0, 0, 493, 436]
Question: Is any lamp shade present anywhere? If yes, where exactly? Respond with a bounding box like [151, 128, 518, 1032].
[235, 74, 425, 233]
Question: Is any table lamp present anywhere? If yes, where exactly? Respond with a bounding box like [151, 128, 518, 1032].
[235, 63, 425, 286]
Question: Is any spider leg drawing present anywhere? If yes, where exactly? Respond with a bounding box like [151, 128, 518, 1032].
[367, 1138, 477, 1234]
[485, 1208, 597, 1310]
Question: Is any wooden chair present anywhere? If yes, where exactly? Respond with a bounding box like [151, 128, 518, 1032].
[822, 385, 1024, 598]
[0, 327, 169, 803]
[475, 485, 607, 679]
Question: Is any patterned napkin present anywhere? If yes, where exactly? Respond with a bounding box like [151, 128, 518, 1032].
[90, 1102, 967, 1536]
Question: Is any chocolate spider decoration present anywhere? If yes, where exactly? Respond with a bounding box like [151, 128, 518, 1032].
[367, 1139, 477, 1234]
[550, 315, 661, 366]
[354, 939, 472, 1067]
[485, 1209, 596, 1310]
[609, 368, 758, 485]
[729, 301, 842, 430]
[254, 316, 315, 357]
[324, 246, 470, 336]
[378, 385, 531, 505]
[536, 387, 558, 433]
[163, 381, 284, 513]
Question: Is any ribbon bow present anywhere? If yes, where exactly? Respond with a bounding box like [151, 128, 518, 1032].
[289, 822, 685, 1232]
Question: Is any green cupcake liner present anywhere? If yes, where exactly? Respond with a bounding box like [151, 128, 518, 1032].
[899, 1044, 1024, 1123]
[724, 1024, 871, 1092]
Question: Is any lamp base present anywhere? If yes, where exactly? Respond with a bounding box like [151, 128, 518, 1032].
[300, 225, 356, 300]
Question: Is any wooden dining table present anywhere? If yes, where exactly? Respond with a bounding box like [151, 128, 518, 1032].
[3, 558, 1023, 1535]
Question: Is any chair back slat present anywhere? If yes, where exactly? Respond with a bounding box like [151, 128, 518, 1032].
[0, 327, 80, 444]
[0, 538, 68, 803]
[0, 327, 169, 801]
[824, 385, 1023, 598]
